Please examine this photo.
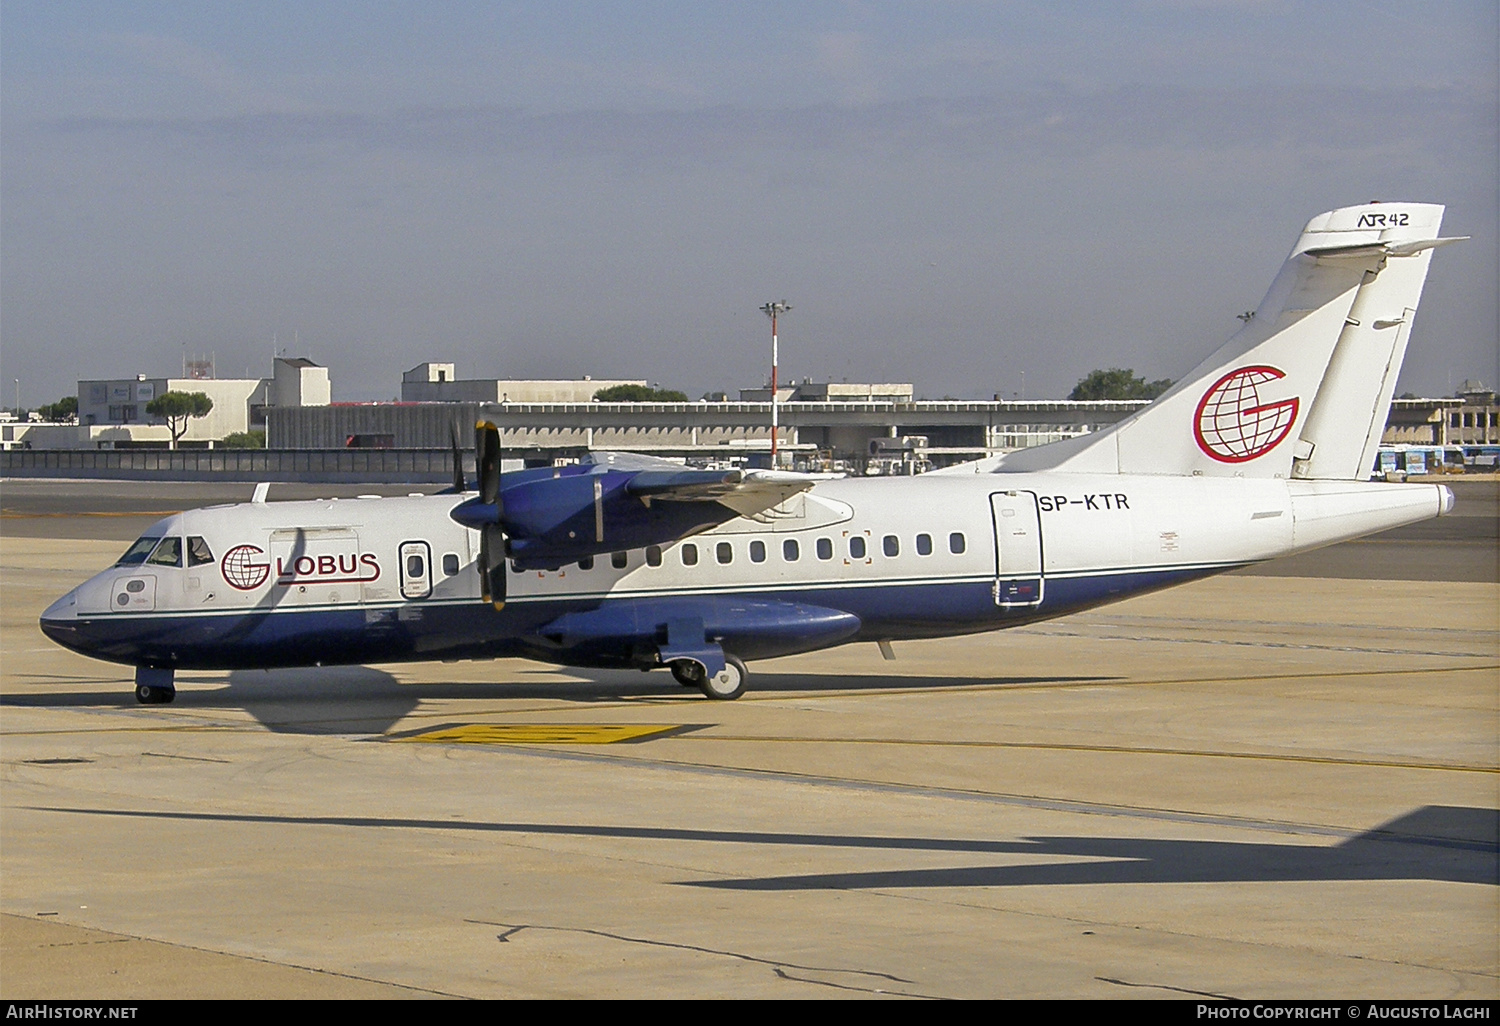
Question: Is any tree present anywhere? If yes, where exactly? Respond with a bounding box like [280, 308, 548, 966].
[145, 391, 213, 448]
[1069, 368, 1173, 401]
[592, 384, 690, 402]
[36, 396, 78, 422]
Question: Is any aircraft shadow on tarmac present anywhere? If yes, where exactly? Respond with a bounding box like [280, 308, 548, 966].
[2, 666, 1117, 735]
[685, 804, 1499, 891]
[26, 804, 1497, 889]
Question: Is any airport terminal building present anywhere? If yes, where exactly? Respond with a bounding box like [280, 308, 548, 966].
[269, 366, 1151, 471]
[6, 358, 1496, 477]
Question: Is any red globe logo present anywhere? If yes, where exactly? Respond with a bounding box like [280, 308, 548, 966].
[221, 544, 270, 591]
[1193, 366, 1300, 463]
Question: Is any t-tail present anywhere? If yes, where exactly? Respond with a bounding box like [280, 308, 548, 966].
[996, 202, 1466, 480]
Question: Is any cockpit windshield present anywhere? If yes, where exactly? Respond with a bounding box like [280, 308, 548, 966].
[116, 536, 163, 566]
[187, 536, 214, 566]
[146, 537, 183, 567]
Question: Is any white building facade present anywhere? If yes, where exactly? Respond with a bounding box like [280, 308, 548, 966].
[27, 358, 336, 449]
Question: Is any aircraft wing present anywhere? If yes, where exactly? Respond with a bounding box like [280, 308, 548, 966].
[627, 468, 836, 518]
[580, 450, 692, 472]
[452, 458, 841, 569]
[587, 451, 835, 516]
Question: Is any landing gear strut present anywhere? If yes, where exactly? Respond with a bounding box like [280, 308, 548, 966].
[670, 660, 705, 687]
[134, 667, 176, 705]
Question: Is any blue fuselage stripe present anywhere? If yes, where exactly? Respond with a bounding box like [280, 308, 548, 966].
[41, 564, 1237, 671]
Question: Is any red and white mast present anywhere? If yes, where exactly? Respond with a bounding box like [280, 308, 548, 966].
[759, 301, 791, 466]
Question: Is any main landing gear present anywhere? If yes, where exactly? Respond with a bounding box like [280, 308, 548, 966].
[669, 656, 748, 701]
[134, 667, 176, 705]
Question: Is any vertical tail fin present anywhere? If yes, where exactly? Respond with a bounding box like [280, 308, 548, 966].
[999, 203, 1463, 479]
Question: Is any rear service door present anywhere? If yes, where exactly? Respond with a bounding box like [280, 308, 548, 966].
[989, 490, 1043, 607]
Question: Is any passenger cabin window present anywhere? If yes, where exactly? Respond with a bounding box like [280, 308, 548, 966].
[681, 544, 699, 566]
[611, 551, 628, 569]
[117, 536, 162, 566]
[816, 538, 833, 560]
[916, 533, 932, 556]
[578, 555, 594, 570]
[949, 532, 966, 554]
[716, 542, 733, 565]
[443, 553, 460, 576]
[749, 540, 766, 563]
[849, 536, 866, 559]
[883, 535, 899, 557]
[646, 545, 662, 567]
[146, 537, 182, 567]
[406, 553, 426, 578]
[783, 539, 799, 561]
[187, 536, 214, 566]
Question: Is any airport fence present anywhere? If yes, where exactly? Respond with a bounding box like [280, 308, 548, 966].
[0, 448, 465, 484]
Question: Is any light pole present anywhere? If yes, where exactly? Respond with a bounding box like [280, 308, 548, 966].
[759, 301, 790, 465]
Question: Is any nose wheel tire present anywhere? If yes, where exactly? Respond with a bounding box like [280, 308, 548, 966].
[699, 656, 747, 701]
[135, 683, 176, 705]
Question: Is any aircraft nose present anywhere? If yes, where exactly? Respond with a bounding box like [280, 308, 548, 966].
[39, 589, 82, 647]
[41, 588, 79, 623]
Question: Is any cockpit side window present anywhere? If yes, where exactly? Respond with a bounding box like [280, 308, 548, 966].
[146, 537, 183, 567]
[116, 536, 162, 566]
[187, 536, 215, 567]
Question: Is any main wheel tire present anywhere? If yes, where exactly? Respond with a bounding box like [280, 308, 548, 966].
[699, 656, 747, 701]
[670, 661, 706, 687]
[135, 683, 175, 705]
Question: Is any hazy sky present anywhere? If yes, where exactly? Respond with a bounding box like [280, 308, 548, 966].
[2, 2, 1495, 406]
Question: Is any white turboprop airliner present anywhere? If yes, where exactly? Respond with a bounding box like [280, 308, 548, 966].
[41, 202, 1464, 704]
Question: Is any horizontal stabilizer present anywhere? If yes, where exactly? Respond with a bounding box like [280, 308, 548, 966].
[1302, 236, 1468, 259]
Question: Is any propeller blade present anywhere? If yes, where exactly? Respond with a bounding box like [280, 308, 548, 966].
[478, 525, 492, 604]
[476, 420, 502, 507]
[478, 525, 506, 610]
[449, 421, 466, 492]
[473, 421, 505, 609]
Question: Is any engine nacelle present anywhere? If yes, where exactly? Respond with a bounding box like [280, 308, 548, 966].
[449, 466, 737, 570]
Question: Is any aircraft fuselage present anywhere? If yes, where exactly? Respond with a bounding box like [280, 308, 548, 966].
[39, 473, 1452, 679]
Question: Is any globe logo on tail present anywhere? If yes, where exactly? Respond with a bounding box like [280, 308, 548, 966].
[1193, 366, 1300, 463]
[221, 544, 271, 591]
